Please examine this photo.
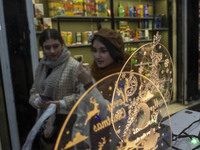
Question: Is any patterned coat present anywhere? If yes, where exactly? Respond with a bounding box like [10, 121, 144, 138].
[29, 54, 83, 115]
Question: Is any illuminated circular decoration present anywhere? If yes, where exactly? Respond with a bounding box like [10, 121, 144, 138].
[110, 32, 173, 149]
[111, 72, 172, 149]
[54, 73, 172, 150]
[54, 32, 173, 150]
[130, 40, 174, 106]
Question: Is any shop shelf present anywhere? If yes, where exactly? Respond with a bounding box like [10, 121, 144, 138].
[124, 39, 153, 44]
[66, 40, 154, 49]
[134, 59, 165, 67]
[152, 28, 169, 31]
[114, 16, 154, 21]
[36, 31, 42, 35]
[67, 44, 91, 48]
[51, 16, 111, 22]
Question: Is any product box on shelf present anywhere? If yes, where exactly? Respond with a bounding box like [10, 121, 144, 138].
[34, 18, 44, 31]
[61, 30, 98, 46]
[43, 18, 52, 29]
[84, 0, 96, 16]
[34, 18, 52, 31]
[82, 31, 88, 44]
[61, 31, 68, 45]
[33, 0, 41, 4]
[47, 0, 109, 17]
[34, 3, 44, 17]
[117, 2, 152, 18]
[48, 0, 64, 17]
[75, 32, 82, 44]
[73, 1, 84, 16]
[96, 2, 107, 17]
[61, 31, 72, 45]
[63, 0, 74, 16]
[74, 0, 83, 2]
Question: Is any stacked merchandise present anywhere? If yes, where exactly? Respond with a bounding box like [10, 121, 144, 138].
[85, 0, 96, 16]
[48, 0, 108, 17]
[117, 3, 152, 18]
[96, 0, 107, 17]
[63, 0, 74, 16]
[61, 31, 72, 45]
[73, 0, 84, 16]
[49, 0, 65, 16]
[117, 21, 149, 42]
[124, 46, 138, 65]
[33, 1, 52, 31]
[116, 2, 153, 43]
[61, 30, 94, 46]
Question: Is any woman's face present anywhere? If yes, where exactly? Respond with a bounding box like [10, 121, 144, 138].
[43, 39, 63, 61]
[92, 39, 114, 68]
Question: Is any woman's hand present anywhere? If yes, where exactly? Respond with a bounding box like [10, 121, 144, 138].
[38, 98, 51, 108]
[38, 98, 60, 109]
[49, 100, 60, 108]
[77, 63, 92, 86]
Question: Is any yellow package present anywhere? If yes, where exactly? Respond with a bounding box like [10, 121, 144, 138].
[65, 11, 74, 16]
[67, 32, 72, 45]
[61, 32, 68, 45]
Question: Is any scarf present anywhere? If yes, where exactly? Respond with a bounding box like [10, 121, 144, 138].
[90, 53, 138, 101]
[91, 53, 135, 82]
[34, 47, 70, 100]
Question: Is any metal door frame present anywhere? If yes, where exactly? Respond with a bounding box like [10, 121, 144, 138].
[27, 0, 39, 78]
[0, 0, 38, 149]
[0, 0, 20, 149]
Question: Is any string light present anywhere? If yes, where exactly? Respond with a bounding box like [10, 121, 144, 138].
[190, 137, 199, 145]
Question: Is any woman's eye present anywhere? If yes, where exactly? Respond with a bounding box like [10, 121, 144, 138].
[44, 46, 51, 50]
[101, 50, 108, 53]
[52, 44, 59, 49]
[100, 48, 108, 53]
[43, 44, 60, 50]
